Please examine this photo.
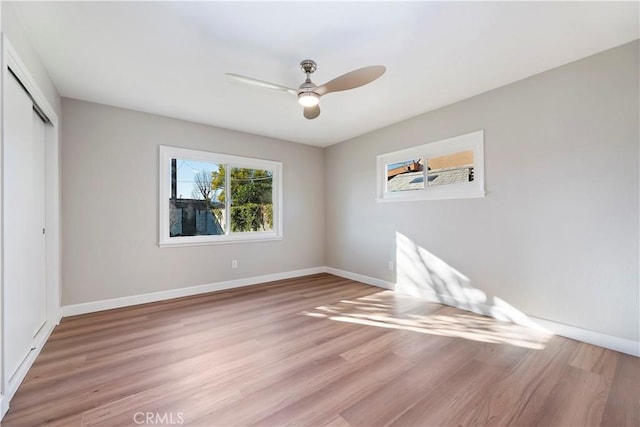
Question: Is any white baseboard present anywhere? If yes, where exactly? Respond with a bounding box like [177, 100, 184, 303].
[59, 265, 639, 357]
[424, 293, 639, 357]
[528, 315, 640, 357]
[324, 266, 639, 357]
[3, 318, 57, 418]
[62, 267, 325, 317]
[325, 267, 395, 290]
[1, 394, 7, 419]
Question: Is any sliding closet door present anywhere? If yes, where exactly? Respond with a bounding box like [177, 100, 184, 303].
[31, 108, 47, 335]
[4, 71, 47, 380]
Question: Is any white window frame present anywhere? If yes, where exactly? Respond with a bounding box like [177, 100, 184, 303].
[159, 145, 283, 247]
[376, 130, 485, 202]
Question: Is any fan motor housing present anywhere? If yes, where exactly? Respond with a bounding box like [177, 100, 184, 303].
[300, 59, 317, 74]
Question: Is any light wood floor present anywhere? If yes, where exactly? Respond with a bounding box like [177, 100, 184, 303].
[3, 273, 639, 426]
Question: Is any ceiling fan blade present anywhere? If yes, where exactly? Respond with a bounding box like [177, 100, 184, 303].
[303, 105, 320, 120]
[225, 73, 297, 95]
[315, 65, 386, 96]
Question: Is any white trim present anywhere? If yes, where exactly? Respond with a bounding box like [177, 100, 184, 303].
[3, 36, 61, 322]
[56, 266, 638, 357]
[1, 394, 6, 419]
[423, 291, 639, 356]
[324, 266, 395, 291]
[528, 316, 640, 357]
[325, 267, 639, 357]
[158, 145, 283, 247]
[376, 130, 485, 202]
[1, 35, 62, 417]
[433, 293, 639, 357]
[0, 34, 4, 422]
[4, 42, 58, 125]
[2, 320, 55, 414]
[62, 267, 325, 317]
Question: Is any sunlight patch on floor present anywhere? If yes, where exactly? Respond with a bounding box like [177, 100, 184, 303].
[300, 291, 550, 350]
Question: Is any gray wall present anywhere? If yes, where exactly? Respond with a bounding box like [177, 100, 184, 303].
[52, 40, 640, 344]
[325, 41, 639, 342]
[61, 99, 325, 305]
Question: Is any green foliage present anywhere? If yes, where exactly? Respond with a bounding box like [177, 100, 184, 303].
[230, 204, 273, 232]
[210, 165, 227, 203]
[211, 166, 273, 232]
[212, 208, 224, 224]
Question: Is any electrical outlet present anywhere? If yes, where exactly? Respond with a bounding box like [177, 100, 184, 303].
[388, 261, 394, 271]
[232, 259, 238, 269]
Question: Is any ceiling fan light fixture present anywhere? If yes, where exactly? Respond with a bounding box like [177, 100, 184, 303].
[227, 59, 385, 120]
[298, 91, 319, 107]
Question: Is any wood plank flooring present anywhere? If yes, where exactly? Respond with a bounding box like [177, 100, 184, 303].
[3, 273, 638, 426]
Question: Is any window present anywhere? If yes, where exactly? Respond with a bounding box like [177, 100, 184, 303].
[376, 130, 485, 202]
[159, 146, 282, 246]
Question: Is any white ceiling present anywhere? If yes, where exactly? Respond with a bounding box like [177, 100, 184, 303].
[11, 1, 639, 147]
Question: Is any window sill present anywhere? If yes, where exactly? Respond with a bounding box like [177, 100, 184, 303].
[376, 189, 486, 203]
[159, 232, 283, 247]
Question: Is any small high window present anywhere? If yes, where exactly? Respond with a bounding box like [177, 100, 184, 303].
[376, 131, 485, 202]
[159, 146, 282, 246]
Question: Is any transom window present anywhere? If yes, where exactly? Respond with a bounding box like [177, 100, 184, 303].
[159, 146, 282, 246]
[377, 131, 485, 202]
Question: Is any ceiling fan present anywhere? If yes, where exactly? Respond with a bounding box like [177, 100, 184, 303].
[226, 60, 386, 120]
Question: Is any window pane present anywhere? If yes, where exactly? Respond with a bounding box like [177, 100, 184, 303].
[169, 158, 226, 236]
[427, 150, 474, 186]
[386, 159, 425, 192]
[230, 167, 273, 232]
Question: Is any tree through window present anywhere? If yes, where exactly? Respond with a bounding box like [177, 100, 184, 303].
[159, 146, 282, 246]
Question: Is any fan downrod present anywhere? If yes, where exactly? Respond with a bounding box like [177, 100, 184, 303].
[226, 59, 386, 120]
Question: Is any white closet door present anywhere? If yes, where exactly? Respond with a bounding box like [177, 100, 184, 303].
[4, 72, 47, 380]
[31, 108, 47, 336]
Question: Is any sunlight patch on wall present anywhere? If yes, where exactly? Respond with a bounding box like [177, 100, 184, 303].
[394, 231, 548, 332]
